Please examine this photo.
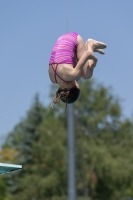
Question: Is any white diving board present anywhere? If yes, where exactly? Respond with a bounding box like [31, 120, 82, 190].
[0, 163, 22, 174]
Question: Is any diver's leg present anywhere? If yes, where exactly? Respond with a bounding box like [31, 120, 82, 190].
[80, 38, 107, 79]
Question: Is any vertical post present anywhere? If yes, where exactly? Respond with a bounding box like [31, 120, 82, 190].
[65, 0, 76, 199]
[67, 104, 77, 200]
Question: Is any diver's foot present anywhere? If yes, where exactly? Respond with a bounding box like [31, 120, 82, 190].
[86, 39, 107, 54]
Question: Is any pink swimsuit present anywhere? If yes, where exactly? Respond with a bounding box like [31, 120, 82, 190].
[49, 32, 78, 83]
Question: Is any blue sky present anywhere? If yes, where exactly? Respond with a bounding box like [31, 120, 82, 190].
[0, 0, 133, 144]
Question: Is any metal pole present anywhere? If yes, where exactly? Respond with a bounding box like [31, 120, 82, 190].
[67, 104, 77, 200]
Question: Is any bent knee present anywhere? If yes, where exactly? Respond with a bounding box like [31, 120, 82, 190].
[81, 69, 93, 79]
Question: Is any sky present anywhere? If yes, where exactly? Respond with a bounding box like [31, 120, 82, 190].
[0, 0, 133, 145]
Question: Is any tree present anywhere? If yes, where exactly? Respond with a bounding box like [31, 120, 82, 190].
[2, 80, 133, 200]
[75, 80, 133, 200]
[0, 142, 19, 200]
[0, 177, 6, 200]
[2, 93, 67, 200]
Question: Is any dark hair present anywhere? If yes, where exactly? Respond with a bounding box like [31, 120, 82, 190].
[50, 85, 80, 110]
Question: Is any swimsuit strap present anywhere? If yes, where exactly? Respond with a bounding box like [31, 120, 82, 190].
[54, 64, 58, 83]
[51, 63, 68, 83]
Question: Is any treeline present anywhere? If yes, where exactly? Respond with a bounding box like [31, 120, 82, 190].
[0, 79, 133, 200]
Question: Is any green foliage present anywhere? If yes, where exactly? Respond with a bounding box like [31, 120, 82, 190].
[2, 93, 67, 200]
[0, 177, 6, 200]
[1, 80, 133, 200]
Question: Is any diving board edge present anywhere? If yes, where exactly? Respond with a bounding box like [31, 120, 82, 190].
[0, 163, 22, 174]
